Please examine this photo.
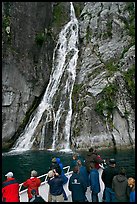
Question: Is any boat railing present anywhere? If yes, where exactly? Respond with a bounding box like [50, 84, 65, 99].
[19, 165, 71, 194]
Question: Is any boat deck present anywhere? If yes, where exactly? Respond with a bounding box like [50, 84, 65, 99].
[19, 167, 105, 202]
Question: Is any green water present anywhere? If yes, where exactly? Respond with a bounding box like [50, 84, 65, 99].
[2, 148, 135, 184]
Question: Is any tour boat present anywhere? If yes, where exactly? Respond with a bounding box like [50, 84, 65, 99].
[19, 165, 105, 202]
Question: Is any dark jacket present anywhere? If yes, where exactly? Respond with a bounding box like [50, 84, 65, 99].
[112, 174, 129, 202]
[85, 152, 102, 172]
[47, 175, 64, 196]
[68, 172, 87, 202]
[49, 162, 62, 175]
[102, 165, 118, 188]
[89, 169, 100, 194]
[2, 178, 20, 202]
[29, 195, 46, 202]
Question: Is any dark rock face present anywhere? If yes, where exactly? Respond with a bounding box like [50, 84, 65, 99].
[2, 2, 135, 151]
[2, 2, 55, 149]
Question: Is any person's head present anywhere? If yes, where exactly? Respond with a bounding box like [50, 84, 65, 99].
[73, 165, 79, 173]
[109, 158, 116, 167]
[5, 172, 13, 178]
[31, 170, 38, 177]
[31, 189, 37, 196]
[48, 170, 54, 178]
[72, 154, 78, 160]
[119, 167, 126, 176]
[77, 159, 82, 166]
[51, 157, 57, 163]
[128, 177, 135, 188]
[90, 161, 96, 169]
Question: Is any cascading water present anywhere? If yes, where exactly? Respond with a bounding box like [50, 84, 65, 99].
[11, 2, 79, 152]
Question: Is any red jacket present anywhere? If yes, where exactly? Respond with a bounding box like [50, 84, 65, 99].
[23, 177, 41, 199]
[2, 177, 20, 202]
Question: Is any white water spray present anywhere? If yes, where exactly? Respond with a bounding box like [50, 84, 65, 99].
[11, 2, 79, 152]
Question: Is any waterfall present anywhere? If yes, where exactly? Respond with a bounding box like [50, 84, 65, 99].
[11, 2, 79, 152]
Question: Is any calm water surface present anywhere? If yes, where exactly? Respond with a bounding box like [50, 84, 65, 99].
[2, 148, 135, 184]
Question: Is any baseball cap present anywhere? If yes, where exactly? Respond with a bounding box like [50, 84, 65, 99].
[109, 158, 116, 164]
[5, 172, 13, 177]
[51, 157, 56, 163]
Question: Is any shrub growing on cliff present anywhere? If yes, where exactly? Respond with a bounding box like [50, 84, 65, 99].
[95, 84, 118, 117]
[35, 32, 46, 46]
[123, 65, 135, 97]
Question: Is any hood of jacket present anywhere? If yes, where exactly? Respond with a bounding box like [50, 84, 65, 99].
[116, 175, 127, 182]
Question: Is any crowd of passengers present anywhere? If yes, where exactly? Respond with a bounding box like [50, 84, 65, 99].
[2, 147, 135, 202]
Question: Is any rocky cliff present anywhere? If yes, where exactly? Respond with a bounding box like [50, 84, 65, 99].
[71, 2, 135, 151]
[2, 2, 135, 151]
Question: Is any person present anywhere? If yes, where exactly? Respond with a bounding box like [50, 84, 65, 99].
[47, 169, 64, 202]
[101, 158, 118, 202]
[70, 154, 79, 170]
[128, 177, 135, 202]
[93, 149, 103, 170]
[23, 170, 41, 201]
[85, 148, 103, 173]
[68, 165, 87, 202]
[29, 189, 46, 202]
[89, 162, 100, 202]
[2, 171, 20, 202]
[77, 159, 89, 188]
[56, 157, 68, 200]
[112, 167, 129, 202]
[49, 157, 62, 175]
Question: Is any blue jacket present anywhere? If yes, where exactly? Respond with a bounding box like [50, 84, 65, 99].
[130, 191, 135, 202]
[56, 157, 68, 184]
[89, 169, 100, 194]
[79, 166, 89, 187]
[68, 173, 87, 202]
[47, 175, 64, 196]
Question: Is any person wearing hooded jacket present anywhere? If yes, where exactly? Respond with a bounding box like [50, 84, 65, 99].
[2, 172, 20, 202]
[23, 170, 41, 201]
[112, 167, 129, 202]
